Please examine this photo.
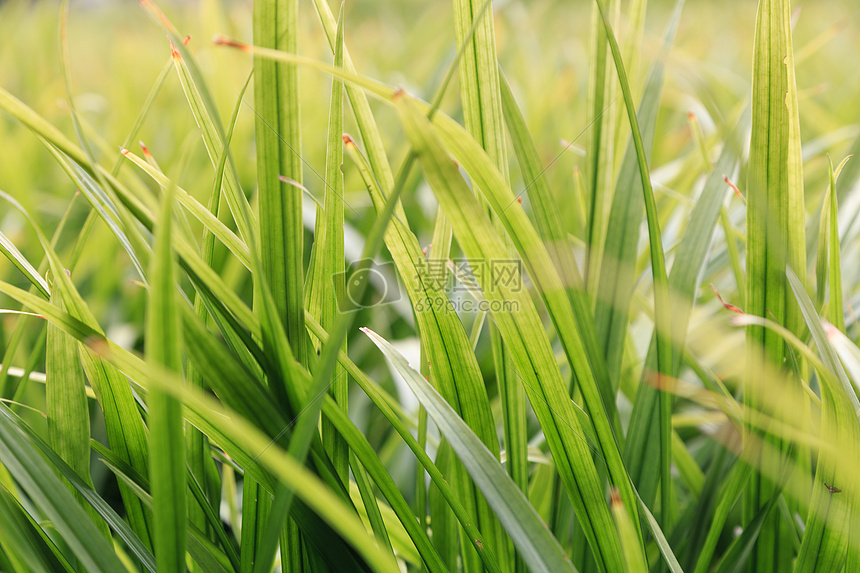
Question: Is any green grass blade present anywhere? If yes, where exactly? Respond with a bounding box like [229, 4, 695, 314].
[827, 158, 846, 332]
[451, 1, 516, 564]
[0, 232, 49, 298]
[0, 413, 157, 572]
[584, 0, 618, 303]
[146, 184, 186, 572]
[344, 136, 505, 567]
[625, 103, 748, 509]
[304, 313, 503, 573]
[593, 0, 675, 529]
[320, 4, 348, 483]
[499, 70, 621, 443]
[594, 1, 682, 393]
[46, 287, 109, 540]
[744, 1, 807, 568]
[349, 452, 395, 559]
[252, 0, 307, 364]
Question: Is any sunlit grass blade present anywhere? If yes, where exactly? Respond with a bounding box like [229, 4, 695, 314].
[584, 0, 618, 303]
[592, 0, 676, 530]
[451, 0, 516, 566]
[626, 105, 748, 511]
[304, 313, 503, 573]
[251, 0, 307, 364]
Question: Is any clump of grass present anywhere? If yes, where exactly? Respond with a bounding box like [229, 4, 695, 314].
[1, 0, 860, 571]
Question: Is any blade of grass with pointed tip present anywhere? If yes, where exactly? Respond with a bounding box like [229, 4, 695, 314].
[828, 158, 847, 332]
[363, 328, 576, 573]
[319, 5, 348, 483]
[146, 184, 186, 573]
[309, 0, 395, 192]
[593, 0, 676, 531]
[744, 1, 807, 569]
[585, 0, 618, 304]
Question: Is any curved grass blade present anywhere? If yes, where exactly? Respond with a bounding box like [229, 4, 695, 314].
[0, 404, 126, 572]
[0, 232, 49, 298]
[363, 328, 576, 573]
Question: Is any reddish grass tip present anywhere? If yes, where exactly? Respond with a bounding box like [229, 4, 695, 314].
[609, 487, 622, 506]
[687, 110, 696, 120]
[517, 197, 523, 205]
[212, 34, 249, 52]
[119, 147, 129, 156]
[710, 283, 744, 314]
[723, 175, 743, 200]
[342, 133, 355, 146]
[183, 35, 191, 46]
